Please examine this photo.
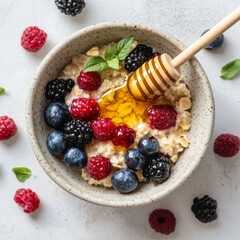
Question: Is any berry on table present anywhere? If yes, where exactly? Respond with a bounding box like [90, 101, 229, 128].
[124, 44, 153, 73]
[147, 105, 177, 130]
[47, 131, 68, 156]
[191, 195, 217, 223]
[70, 97, 100, 121]
[87, 156, 112, 180]
[149, 209, 176, 235]
[21, 26, 47, 52]
[77, 71, 102, 91]
[124, 149, 146, 171]
[214, 133, 239, 157]
[64, 147, 87, 169]
[14, 188, 40, 213]
[55, 0, 86, 16]
[0, 116, 17, 141]
[201, 29, 224, 50]
[138, 136, 159, 156]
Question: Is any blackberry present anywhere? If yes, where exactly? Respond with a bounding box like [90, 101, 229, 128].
[124, 44, 153, 73]
[45, 79, 74, 101]
[55, 0, 85, 16]
[191, 195, 217, 223]
[64, 119, 92, 147]
[143, 153, 172, 184]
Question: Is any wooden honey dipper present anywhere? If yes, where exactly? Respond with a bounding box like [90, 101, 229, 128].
[101, 7, 240, 102]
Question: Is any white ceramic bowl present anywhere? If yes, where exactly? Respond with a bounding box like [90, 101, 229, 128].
[26, 22, 214, 207]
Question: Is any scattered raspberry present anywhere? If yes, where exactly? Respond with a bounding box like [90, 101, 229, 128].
[214, 134, 240, 157]
[70, 97, 100, 121]
[0, 116, 17, 141]
[147, 105, 177, 130]
[77, 71, 102, 91]
[21, 26, 47, 52]
[14, 188, 40, 213]
[112, 124, 136, 148]
[149, 209, 176, 235]
[91, 118, 116, 141]
[87, 156, 112, 180]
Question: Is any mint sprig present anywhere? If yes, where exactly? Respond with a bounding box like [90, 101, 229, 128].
[0, 87, 5, 95]
[221, 58, 240, 80]
[12, 167, 32, 182]
[83, 36, 134, 72]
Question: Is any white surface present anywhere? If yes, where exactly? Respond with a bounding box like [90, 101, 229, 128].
[0, 0, 239, 239]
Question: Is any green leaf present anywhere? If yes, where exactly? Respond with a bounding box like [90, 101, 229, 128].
[115, 36, 134, 61]
[221, 58, 240, 80]
[12, 167, 32, 183]
[0, 87, 5, 95]
[107, 58, 120, 70]
[83, 57, 109, 72]
[105, 47, 117, 60]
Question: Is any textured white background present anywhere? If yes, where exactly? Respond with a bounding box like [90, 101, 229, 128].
[0, 0, 240, 239]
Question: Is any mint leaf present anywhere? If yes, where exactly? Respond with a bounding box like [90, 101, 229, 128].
[0, 87, 5, 95]
[83, 57, 109, 72]
[107, 58, 120, 70]
[105, 47, 117, 60]
[12, 167, 32, 183]
[221, 58, 240, 80]
[115, 36, 134, 61]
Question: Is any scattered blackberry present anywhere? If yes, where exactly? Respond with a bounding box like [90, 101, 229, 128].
[191, 195, 217, 223]
[64, 119, 92, 147]
[124, 44, 153, 73]
[45, 79, 74, 101]
[143, 153, 172, 184]
[55, 0, 85, 16]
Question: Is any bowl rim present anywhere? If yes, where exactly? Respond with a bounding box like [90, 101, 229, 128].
[25, 22, 215, 207]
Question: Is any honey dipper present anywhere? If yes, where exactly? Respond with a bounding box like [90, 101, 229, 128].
[101, 7, 240, 102]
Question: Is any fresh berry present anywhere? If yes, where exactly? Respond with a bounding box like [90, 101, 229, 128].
[111, 168, 139, 193]
[91, 118, 116, 141]
[0, 116, 17, 141]
[147, 105, 177, 130]
[47, 131, 68, 156]
[64, 119, 92, 147]
[143, 153, 172, 184]
[44, 102, 71, 130]
[55, 0, 85, 16]
[124, 44, 153, 72]
[21, 26, 47, 52]
[64, 147, 87, 169]
[14, 188, 40, 213]
[70, 97, 100, 121]
[202, 29, 224, 50]
[149, 209, 176, 235]
[124, 149, 146, 171]
[214, 134, 240, 157]
[87, 156, 112, 180]
[45, 78, 75, 102]
[112, 124, 136, 148]
[152, 52, 161, 59]
[191, 195, 217, 223]
[138, 136, 159, 156]
[77, 71, 101, 91]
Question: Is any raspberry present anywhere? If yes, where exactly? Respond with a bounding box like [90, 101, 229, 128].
[91, 118, 116, 141]
[87, 156, 112, 180]
[21, 26, 47, 52]
[112, 124, 136, 148]
[14, 188, 40, 213]
[0, 116, 17, 141]
[70, 98, 100, 121]
[147, 105, 177, 130]
[214, 134, 240, 157]
[77, 71, 102, 91]
[149, 209, 176, 235]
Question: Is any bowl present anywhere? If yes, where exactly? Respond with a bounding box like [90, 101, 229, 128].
[25, 22, 214, 207]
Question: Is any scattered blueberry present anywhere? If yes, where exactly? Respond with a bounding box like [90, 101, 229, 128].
[111, 169, 139, 194]
[44, 102, 71, 130]
[47, 131, 67, 156]
[201, 29, 224, 50]
[64, 147, 87, 169]
[138, 136, 159, 156]
[124, 149, 146, 171]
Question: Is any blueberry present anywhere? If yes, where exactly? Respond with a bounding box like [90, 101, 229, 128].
[64, 147, 87, 169]
[124, 149, 146, 171]
[111, 169, 139, 194]
[44, 102, 71, 130]
[138, 136, 159, 156]
[201, 29, 224, 50]
[47, 131, 67, 156]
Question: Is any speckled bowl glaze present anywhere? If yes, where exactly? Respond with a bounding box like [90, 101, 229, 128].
[26, 22, 214, 207]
